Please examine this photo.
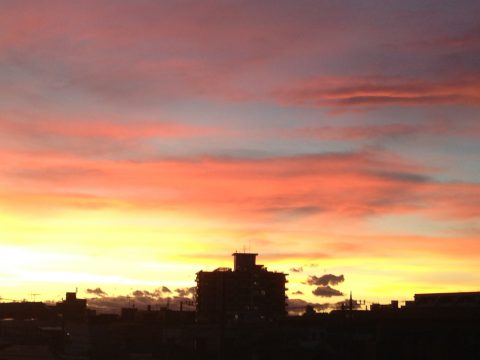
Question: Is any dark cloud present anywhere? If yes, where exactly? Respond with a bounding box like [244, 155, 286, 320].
[312, 286, 344, 297]
[289, 123, 419, 141]
[288, 119, 480, 142]
[86, 296, 134, 312]
[175, 287, 196, 297]
[130, 287, 178, 299]
[370, 170, 430, 183]
[86, 287, 107, 297]
[307, 274, 345, 286]
[263, 206, 323, 220]
[292, 290, 304, 295]
[287, 298, 331, 314]
[334, 299, 363, 310]
[290, 267, 303, 273]
[85, 286, 196, 313]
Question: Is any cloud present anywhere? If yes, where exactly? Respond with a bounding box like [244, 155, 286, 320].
[292, 290, 304, 295]
[2, 0, 480, 113]
[0, 1, 478, 301]
[312, 286, 344, 297]
[0, 114, 221, 160]
[162, 286, 172, 293]
[307, 274, 345, 297]
[307, 274, 345, 286]
[0, 115, 214, 141]
[285, 118, 480, 142]
[290, 267, 303, 273]
[86, 287, 107, 297]
[276, 76, 480, 108]
[175, 287, 196, 297]
[287, 298, 331, 314]
[4, 0, 478, 112]
[288, 123, 419, 141]
[86, 296, 135, 313]
[2, 148, 479, 224]
[334, 299, 363, 310]
[84, 287, 196, 313]
[132, 290, 147, 297]
[262, 206, 323, 220]
[0, 0, 347, 106]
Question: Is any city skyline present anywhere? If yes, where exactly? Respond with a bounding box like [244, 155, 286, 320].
[1, 0, 479, 306]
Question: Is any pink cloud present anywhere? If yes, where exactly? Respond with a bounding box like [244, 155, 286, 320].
[275, 76, 480, 108]
[0, 114, 216, 140]
[0, 1, 365, 105]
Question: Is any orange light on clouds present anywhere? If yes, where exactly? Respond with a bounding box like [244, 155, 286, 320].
[0, 0, 479, 307]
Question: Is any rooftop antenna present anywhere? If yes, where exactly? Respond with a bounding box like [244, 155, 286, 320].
[30, 293, 40, 302]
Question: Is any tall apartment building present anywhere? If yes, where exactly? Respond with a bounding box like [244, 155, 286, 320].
[196, 252, 287, 323]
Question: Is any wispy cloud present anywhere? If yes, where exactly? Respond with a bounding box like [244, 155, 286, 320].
[276, 76, 480, 108]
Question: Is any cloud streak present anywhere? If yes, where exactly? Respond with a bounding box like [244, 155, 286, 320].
[276, 76, 480, 108]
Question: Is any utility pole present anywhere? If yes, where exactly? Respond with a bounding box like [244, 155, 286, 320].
[349, 291, 353, 360]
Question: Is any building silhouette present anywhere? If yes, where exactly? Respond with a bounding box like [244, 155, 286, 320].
[56, 291, 88, 321]
[1, 283, 479, 358]
[408, 291, 480, 308]
[196, 252, 287, 323]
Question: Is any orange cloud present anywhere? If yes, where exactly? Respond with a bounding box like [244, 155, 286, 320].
[1, 148, 478, 224]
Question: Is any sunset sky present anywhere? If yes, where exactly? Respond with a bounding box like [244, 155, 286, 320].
[1, 0, 479, 309]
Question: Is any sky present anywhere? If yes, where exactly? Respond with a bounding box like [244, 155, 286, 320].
[0, 0, 479, 309]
